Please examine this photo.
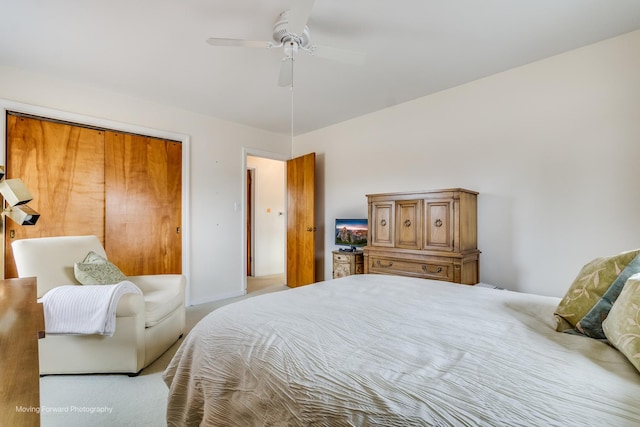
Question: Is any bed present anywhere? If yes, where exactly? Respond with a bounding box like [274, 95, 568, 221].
[163, 274, 640, 426]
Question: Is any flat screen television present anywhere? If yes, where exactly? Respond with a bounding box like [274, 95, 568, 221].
[335, 218, 368, 251]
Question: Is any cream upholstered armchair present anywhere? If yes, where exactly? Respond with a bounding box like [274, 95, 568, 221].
[12, 235, 186, 375]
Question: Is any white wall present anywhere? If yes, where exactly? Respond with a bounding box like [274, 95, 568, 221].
[4, 29, 638, 301]
[246, 156, 285, 276]
[294, 30, 640, 297]
[0, 66, 290, 305]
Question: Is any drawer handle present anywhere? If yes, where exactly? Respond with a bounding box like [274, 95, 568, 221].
[375, 260, 393, 268]
[380, 219, 387, 226]
[434, 219, 443, 228]
[403, 219, 411, 227]
[422, 265, 443, 274]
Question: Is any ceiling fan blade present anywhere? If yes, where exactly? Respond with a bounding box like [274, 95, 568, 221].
[206, 38, 271, 49]
[287, 0, 315, 35]
[278, 57, 294, 87]
[310, 44, 366, 66]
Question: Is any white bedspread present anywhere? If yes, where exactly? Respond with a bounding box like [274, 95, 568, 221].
[39, 280, 141, 336]
[163, 274, 640, 426]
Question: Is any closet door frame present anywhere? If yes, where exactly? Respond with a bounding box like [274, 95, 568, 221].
[0, 100, 191, 295]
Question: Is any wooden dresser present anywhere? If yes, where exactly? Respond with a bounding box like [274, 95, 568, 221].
[0, 277, 44, 426]
[363, 188, 480, 285]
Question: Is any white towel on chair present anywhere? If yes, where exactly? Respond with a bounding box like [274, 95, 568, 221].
[39, 280, 142, 336]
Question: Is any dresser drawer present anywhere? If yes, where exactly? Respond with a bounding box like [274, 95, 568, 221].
[368, 256, 454, 281]
[333, 253, 352, 263]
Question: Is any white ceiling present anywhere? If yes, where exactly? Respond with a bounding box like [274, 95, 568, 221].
[1, 1, 640, 136]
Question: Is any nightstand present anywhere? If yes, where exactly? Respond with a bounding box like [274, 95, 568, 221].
[332, 250, 364, 278]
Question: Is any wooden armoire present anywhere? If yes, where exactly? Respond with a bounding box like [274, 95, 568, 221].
[363, 188, 480, 285]
[3, 113, 182, 278]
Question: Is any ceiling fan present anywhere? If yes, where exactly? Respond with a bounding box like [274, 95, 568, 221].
[206, 0, 365, 87]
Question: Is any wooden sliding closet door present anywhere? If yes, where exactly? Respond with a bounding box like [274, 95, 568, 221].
[5, 114, 182, 279]
[4, 115, 105, 278]
[105, 132, 182, 275]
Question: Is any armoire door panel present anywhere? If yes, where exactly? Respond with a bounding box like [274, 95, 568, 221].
[395, 200, 421, 249]
[371, 202, 394, 247]
[105, 132, 182, 275]
[4, 115, 105, 278]
[424, 199, 454, 251]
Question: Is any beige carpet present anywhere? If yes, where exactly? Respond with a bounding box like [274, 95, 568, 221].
[246, 273, 285, 293]
[38, 275, 286, 427]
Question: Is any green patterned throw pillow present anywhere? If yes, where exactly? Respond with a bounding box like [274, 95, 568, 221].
[554, 249, 640, 339]
[603, 274, 640, 373]
[74, 251, 127, 285]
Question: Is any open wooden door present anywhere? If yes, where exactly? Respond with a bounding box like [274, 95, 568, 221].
[286, 152, 315, 287]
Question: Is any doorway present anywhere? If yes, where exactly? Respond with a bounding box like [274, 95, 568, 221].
[245, 155, 286, 292]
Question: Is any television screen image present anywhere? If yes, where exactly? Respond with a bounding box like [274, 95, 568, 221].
[335, 218, 368, 249]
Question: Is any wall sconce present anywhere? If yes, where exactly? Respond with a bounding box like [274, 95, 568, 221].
[0, 166, 40, 226]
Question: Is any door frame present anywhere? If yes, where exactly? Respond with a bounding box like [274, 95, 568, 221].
[246, 167, 255, 277]
[242, 148, 289, 293]
[0, 99, 192, 299]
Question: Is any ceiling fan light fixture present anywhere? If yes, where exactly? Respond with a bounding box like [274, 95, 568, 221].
[283, 40, 299, 59]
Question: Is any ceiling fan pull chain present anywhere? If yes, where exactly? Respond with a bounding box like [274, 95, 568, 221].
[290, 75, 294, 148]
